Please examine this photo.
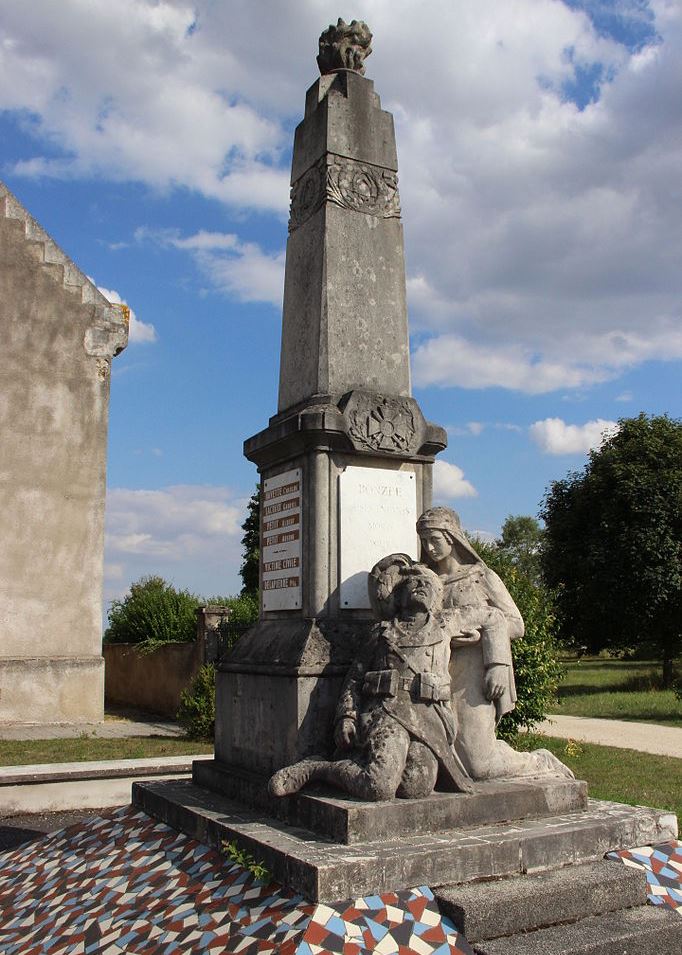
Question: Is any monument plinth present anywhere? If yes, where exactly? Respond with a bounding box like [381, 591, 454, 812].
[217, 39, 446, 776]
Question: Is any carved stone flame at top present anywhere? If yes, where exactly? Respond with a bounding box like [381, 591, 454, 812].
[317, 18, 372, 75]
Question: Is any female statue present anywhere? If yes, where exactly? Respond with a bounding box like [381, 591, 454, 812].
[417, 506, 571, 781]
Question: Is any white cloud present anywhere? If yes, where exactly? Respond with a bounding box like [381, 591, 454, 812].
[103, 484, 245, 607]
[432, 460, 478, 499]
[106, 484, 241, 558]
[529, 417, 619, 454]
[615, 390, 633, 402]
[1, 1, 681, 391]
[413, 320, 682, 393]
[0, 0, 288, 212]
[96, 284, 157, 344]
[446, 421, 486, 437]
[136, 228, 285, 307]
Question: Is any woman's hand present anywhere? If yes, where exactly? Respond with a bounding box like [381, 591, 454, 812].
[484, 664, 508, 701]
[334, 717, 357, 749]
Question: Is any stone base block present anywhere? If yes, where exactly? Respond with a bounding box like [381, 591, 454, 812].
[216, 618, 367, 776]
[473, 905, 682, 954]
[436, 860, 648, 943]
[132, 778, 676, 902]
[0, 656, 103, 724]
[193, 758, 588, 844]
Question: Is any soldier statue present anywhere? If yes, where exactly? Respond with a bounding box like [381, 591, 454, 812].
[269, 556, 474, 801]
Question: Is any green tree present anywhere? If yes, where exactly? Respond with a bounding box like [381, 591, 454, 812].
[497, 514, 544, 584]
[541, 413, 682, 686]
[239, 486, 260, 596]
[468, 537, 564, 741]
[104, 575, 200, 649]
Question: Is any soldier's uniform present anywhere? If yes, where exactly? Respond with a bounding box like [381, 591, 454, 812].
[334, 614, 472, 797]
[268, 562, 475, 802]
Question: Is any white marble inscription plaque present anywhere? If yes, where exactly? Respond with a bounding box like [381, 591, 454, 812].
[339, 466, 418, 609]
[261, 468, 302, 612]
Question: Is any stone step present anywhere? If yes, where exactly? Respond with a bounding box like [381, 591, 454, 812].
[132, 778, 676, 902]
[194, 757, 588, 845]
[472, 904, 682, 954]
[435, 860, 647, 942]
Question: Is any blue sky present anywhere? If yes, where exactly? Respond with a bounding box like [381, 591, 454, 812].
[1, 0, 680, 613]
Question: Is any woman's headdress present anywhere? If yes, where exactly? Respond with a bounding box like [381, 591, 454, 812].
[416, 506, 482, 566]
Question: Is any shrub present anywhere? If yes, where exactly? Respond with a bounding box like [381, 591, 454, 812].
[104, 576, 201, 651]
[206, 592, 259, 627]
[468, 539, 565, 742]
[177, 664, 216, 740]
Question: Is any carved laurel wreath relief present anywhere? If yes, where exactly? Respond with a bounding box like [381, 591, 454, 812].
[346, 395, 417, 454]
[289, 156, 401, 232]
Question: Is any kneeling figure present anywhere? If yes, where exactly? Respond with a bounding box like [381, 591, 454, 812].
[269, 559, 473, 801]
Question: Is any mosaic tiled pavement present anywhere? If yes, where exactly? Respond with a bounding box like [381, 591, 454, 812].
[0, 806, 474, 954]
[609, 840, 682, 914]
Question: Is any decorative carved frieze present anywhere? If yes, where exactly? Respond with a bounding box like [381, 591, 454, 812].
[289, 156, 401, 232]
[343, 392, 421, 455]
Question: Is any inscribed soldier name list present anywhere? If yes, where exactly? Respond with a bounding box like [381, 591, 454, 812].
[261, 468, 302, 611]
[339, 466, 418, 608]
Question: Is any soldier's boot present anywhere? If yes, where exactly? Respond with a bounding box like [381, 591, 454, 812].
[268, 757, 330, 796]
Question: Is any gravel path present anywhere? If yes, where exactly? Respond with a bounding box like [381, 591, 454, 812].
[536, 714, 682, 758]
[0, 707, 183, 740]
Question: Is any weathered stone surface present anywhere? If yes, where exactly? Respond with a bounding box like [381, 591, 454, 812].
[133, 779, 677, 902]
[473, 905, 682, 955]
[278, 204, 410, 411]
[295, 70, 397, 180]
[0, 180, 127, 724]
[289, 156, 400, 232]
[418, 505, 573, 783]
[279, 70, 409, 413]
[215, 668, 345, 776]
[317, 18, 372, 76]
[217, 454, 434, 775]
[436, 860, 648, 942]
[267, 563, 474, 802]
[340, 392, 425, 456]
[0, 657, 104, 725]
[194, 759, 587, 844]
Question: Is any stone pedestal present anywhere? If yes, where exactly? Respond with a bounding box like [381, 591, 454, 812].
[216, 402, 446, 774]
[133, 777, 677, 902]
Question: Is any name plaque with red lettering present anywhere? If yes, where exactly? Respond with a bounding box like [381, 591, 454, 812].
[261, 468, 302, 611]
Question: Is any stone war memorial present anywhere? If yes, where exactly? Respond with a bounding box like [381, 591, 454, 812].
[135, 19, 681, 952]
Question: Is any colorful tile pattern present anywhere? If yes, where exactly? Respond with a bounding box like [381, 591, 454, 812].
[0, 806, 473, 954]
[608, 841, 682, 914]
[302, 886, 472, 954]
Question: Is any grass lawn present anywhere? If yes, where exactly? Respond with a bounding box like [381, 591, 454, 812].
[554, 656, 682, 727]
[0, 737, 213, 766]
[520, 733, 682, 826]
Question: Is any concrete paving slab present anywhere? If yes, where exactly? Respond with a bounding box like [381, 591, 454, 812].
[0, 754, 213, 815]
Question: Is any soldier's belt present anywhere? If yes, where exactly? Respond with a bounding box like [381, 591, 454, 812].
[362, 669, 451, 702]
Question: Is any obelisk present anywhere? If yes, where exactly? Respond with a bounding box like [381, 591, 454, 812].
[213, 19, 447, 776]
